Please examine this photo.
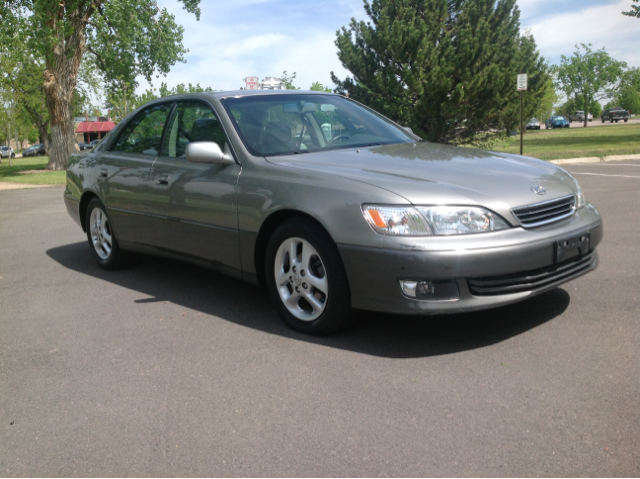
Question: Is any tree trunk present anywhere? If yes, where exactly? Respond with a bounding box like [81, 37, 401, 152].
[42, 18, 86, 171]
[583, 94, 589, 128]
[43, 70, 79, 170]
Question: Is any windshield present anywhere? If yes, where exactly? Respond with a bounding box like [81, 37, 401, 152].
[221, 94, 414, 156]
[552, 116, 565, 120]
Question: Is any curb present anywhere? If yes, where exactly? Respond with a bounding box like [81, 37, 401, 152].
[550, 154, 640, 165]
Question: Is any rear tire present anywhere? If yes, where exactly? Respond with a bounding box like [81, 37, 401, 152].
[85, 198, 134, 270]
[265, 217, 354, 335]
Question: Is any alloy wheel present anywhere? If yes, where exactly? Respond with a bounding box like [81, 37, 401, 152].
[273, 237, 329, 321]
[89, 207, 113, 260]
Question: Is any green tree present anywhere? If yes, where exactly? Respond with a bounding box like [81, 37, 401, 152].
[310, 82, 332, 92]
[554, 44, 626, 127]
[623, 0, 639, 18]
[532, 77, 559, 122]
[613, 68, 640, 114]
[280, 71, 299, 90]
[331, 0, 550, 144]
[0, 0, 201, 170]
[106, 81, 215, 121]
[501, 33, 554, 135]
[557, 96, 602, 119]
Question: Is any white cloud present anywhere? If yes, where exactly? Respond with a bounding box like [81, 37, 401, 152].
[135, 0, 639, 96]
[523, 0, 640, 67]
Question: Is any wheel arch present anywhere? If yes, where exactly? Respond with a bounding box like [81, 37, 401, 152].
[78, 190, 101, 232]
[254, 209, 338, 288]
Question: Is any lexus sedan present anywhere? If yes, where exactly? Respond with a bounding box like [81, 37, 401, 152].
[545, 116, 570, 129]
[64, 91, 602, 334]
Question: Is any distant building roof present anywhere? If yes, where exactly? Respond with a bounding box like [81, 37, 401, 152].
[75, 121, 116, 133]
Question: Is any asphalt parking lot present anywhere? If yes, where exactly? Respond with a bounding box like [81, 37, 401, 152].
[1, 160, 639, 477]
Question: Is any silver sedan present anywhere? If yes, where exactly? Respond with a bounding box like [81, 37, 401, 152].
[64, 91, 602, 334]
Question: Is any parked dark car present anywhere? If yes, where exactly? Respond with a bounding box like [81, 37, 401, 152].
[64, 91, 602, 334]
[78, 143, 89, 151]
[22, 144, 46, 157]
[525, 118, 540, 130]
[545, 116, 570, 129]
[601, 108, 630, 123]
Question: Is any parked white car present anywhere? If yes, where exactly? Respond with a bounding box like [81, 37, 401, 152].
[0, 146, 16, 159]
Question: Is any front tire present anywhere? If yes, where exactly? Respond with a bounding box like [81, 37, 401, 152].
[265, 218, 353, 335]
[85, 198, 134, 270]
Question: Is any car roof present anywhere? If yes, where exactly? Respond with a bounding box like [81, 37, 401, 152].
[147, 90, 339, 102]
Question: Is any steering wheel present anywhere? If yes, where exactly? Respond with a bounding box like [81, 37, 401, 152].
[327, 134, 351, 146]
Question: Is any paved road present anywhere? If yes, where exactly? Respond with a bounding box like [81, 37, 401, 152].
[1, 163, 639, 476]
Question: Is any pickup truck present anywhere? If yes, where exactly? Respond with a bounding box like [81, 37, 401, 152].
[601, 108, 630, 123]
[567, 111, 593, 123]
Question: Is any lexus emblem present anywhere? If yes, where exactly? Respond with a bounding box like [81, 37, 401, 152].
[531, 186, 546, 195]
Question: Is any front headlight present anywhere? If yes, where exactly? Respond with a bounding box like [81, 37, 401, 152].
[362, 205, 510, 236]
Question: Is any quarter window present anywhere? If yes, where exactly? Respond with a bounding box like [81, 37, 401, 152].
[111, 103, 172, 155]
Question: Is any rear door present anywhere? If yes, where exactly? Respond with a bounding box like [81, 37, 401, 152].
[97, 102, 173, 247]
[147, 100, 242, 270]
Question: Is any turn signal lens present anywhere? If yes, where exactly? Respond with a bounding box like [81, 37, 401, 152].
[362, 206, 433, 236]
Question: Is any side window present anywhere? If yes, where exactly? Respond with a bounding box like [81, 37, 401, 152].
[111, 103, 172, 155]
[162, 102, 227, 158]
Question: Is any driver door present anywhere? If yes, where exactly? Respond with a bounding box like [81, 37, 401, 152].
[147, 101, 242, 271]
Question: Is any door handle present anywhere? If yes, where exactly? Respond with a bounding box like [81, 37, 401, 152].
[98, 168, 108, 178]
[156, 176, 169, 186]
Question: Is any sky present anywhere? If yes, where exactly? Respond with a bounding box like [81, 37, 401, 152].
[140, 0, 640, 94]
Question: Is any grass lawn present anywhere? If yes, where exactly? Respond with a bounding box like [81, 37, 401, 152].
[0, 156, 66, 185]
[491, 123, 640, 160]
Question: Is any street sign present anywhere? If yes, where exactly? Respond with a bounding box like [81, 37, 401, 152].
[517, 73, 528, 91]
[245, 76, 259, 90]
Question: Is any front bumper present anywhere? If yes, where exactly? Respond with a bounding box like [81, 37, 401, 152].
[338, 204, 602, 315]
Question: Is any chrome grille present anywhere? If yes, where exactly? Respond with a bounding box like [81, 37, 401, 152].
[511, 195, 576, 228]
[468, 251, 595, 296]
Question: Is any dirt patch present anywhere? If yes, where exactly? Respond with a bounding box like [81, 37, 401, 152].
[0, 182, 61, 190]
[16, 169, 48, 175]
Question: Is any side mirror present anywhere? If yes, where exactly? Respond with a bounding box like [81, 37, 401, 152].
[186, 142, 235, 165]
[403, 126, 414, 134]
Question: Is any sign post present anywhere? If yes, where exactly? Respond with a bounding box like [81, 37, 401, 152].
[517, 73, 528, 155]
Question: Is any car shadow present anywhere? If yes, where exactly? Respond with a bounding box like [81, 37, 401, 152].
[47, 242, 571, 358]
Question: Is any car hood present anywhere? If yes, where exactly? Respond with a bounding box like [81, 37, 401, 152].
[266, 142, 578, 221]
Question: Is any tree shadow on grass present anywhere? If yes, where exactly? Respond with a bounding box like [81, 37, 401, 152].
[47, 242, 571, 359]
